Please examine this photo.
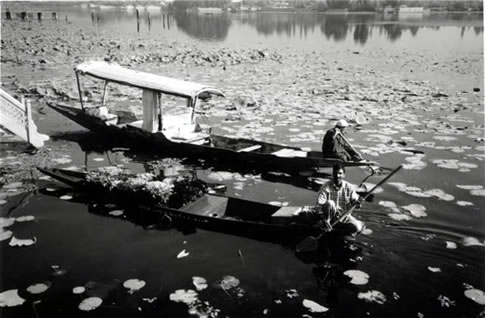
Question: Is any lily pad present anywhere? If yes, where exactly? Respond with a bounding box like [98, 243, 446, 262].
[343, 270, 369, 285]
[464, 288, 485, 305]
[169, 289, 198, 304]
[123, 279, 146, 294]
[0, 289, 26, 307]
[9, 236, 37, 247]
[302, 299, 329, 313]
[192, 276, 208, 291]
[27, 282, 50, 294]
[78, 297, 102, 311]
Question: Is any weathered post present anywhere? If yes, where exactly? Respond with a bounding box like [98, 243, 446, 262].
[6, 9, 12, 20]
[162, 13, 165, 29]
[37, 12, 42, 20]
[148, 12, 151, 30]
[21, 12, 27, 20]
[91, 12, 95, 23]
[52, 12, 57, 20]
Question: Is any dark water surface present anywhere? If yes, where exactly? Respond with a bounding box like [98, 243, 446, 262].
[1, 3, 484, 318]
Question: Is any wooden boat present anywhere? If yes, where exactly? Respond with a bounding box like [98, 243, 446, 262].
[46, 61, 372, 173]
[38, 167, 329, 240]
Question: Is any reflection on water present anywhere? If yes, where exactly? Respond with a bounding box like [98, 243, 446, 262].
[5, 3, 481, 46]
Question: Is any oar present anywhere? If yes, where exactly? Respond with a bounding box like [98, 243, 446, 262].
[295, 165, 403, 253]
[336, 130, 364, 161]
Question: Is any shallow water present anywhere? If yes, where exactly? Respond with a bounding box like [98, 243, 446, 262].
[1, 4, 484, 318]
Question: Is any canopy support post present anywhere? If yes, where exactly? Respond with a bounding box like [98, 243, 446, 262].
[158, 92, 163, 132]
[102, 81, 109, 106]
[75, 72, 84, 110]
[190, 97, 197, 124]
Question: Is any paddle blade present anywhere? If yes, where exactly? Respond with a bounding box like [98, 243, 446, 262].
[295, 236, 319, 253]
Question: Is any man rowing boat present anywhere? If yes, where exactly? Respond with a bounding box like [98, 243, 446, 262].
[315, 163, 365, 234]
[322, 119, 363, 162]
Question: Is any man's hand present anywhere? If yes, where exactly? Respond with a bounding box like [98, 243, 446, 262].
[318, 220, 333, 232]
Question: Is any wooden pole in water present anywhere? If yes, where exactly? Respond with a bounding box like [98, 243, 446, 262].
[148, 12, 151, 30]
[37, 12, 42, 20]
[52, 12, 57, 20]
[21, 12, 27, 20]
[136, 9, 140, 32]
[6, 9, 12, 20]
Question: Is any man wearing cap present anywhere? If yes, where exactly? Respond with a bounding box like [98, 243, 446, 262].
[322, 119, 363, 161]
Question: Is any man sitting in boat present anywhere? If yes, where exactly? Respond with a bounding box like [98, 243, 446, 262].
[322, 119, 363, 161]
[315, 163, 364, 234]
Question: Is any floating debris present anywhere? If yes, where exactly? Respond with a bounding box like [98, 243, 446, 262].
[9, 236, 37, 247]
[59, 195, 73, 200]
[177, 249, 189, 258]
[388, 213, 412, 221]
[285, 289, 299, 299]
[464, 288, 485, 305]
[358, 290, 387, 304]
[78, 297, 103, 311]
[0, 289, 26, 307]
[343, 270, 369, 285]
[445, 241, 457, 249]
[428, 267, 441, 273]
[437, 295, 455, 307]
[192, 277, 208, 291]
[123, 279, 146, 294]
[302, 299, 329, 313]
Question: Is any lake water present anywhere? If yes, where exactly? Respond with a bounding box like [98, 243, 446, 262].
[0, 4, 484, 318]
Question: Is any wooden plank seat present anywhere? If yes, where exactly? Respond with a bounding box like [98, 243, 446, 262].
[270, 206, 303, 224]
[237, 144, 262, 152]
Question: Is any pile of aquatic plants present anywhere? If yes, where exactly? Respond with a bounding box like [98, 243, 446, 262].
[85, 166, 207, 208]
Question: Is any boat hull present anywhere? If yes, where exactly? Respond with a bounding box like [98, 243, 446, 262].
[47, 103, 372, 173]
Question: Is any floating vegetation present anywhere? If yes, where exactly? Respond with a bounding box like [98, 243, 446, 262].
[302, 299, 329, 313]
[27, 282, 51, 294]
[85, 166, 207, 208]
[0, 289, 25, 307]
[285, 289, 299, 299]
[78, 297, 103, 311]
[437, 295, 455, 307]
[72, 286, 85, 294]
[123, 279, 146, 294]
[343, 270, 369, 285]
[9, 236, 37, 247]
[169, 289, 198, 305]
[401, 204, 427, 218]
[220, 276, 240, 290]
[108, 210, 124, 216]
[464, 288, 485, 305]
[456, 201, 474, 206]
[192, 277, 208, 291]
[15, 215, 35, 222]
[0, 229, 13, 241]
[357, 290, 387, 304]
[462, 237, 485, 247]
[388, 213, 412, 221]
[432, 159, 478, 172]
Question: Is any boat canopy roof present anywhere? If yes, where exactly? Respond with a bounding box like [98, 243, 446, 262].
[76, 61, 225, 100]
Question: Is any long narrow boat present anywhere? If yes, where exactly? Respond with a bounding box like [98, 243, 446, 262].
[38, 167, 331, 241]
[47, 61, 372, 173]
